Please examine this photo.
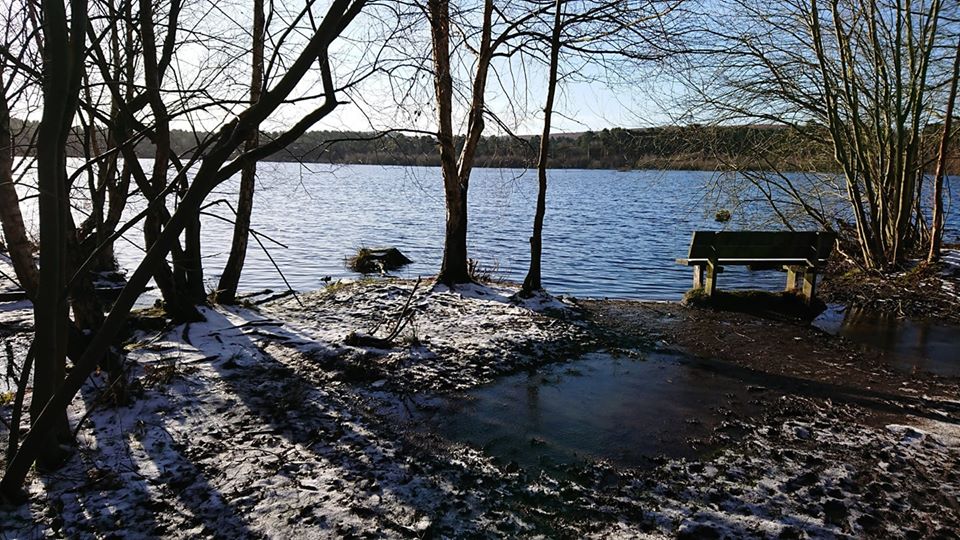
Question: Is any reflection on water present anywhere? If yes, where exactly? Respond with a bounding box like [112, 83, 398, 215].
[814, 305, 960, 378]
[418, 351, 753, 470]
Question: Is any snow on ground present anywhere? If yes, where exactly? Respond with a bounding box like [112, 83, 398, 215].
[0, 295, 543, 538]
[0, 256, 32, 396]
[260, 280, 594, 392]
[941, 249, 960, 300]
[2, 279, 959, 538]
[0, 281, 596, 537]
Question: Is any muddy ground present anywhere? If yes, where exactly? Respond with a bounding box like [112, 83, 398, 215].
[584, 299, 960, 429]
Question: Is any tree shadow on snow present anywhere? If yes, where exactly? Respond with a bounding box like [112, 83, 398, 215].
[36, 353, 258, 538]
[177, 306, 515, 537]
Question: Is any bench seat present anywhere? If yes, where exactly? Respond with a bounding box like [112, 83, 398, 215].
[677, 257, 822, 267]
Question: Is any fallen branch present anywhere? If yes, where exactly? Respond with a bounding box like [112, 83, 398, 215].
[5, 341, 34, 465]
[346, 277, 422, 349]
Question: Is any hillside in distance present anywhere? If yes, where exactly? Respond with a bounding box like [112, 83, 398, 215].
[11, 119, 956, 172]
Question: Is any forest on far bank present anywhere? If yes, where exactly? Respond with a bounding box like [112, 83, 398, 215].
[11, 117, 955, 172]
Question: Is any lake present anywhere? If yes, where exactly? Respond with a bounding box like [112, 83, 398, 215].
[92, 163, 954, 300]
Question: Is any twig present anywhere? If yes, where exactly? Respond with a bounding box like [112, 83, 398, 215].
[250, 230, 304, 308]
[384, 277, 422, 342]
[6, 341, 35, 464]
[346, 277, 423, 348]
[215, 319, 284, 331]
[0, 267, 23, 290]
[201, 201, 303, 308]
[253, 290, 296, 305]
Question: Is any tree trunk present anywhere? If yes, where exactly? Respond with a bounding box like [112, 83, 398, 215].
[431, 0, 496, 285]
[216, 0, 265, 304]
[522, 0, 563, 296]
[430, 0, 470, 284]
[32, 0, 88, 468]
[929, 35, 960, 263]
[0, 78, 39, 297]
[134, 0, 205, 317]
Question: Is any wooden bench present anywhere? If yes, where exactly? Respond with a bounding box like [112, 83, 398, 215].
[676, 231, 836, 303]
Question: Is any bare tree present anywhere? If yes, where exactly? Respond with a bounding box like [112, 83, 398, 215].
[521, 0, 563, 295]
[521, 0, 683, 294]
[679, 0, 958, 270]
[429, 0, 490, 284]
[32, 0, 89, 469]
[426, 0, 555, 284]
[215, 0, 266, 304]
[1, 0, 368, 497]
[928, 35, 960, 263]
[0, 77, 38, 295]
[0, 1, 40, 297]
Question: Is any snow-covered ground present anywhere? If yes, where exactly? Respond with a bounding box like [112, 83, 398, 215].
[941, 249, 960, 301]
[2, 279, 959, 537]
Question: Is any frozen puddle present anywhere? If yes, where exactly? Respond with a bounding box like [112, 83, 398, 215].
[815, 305, 960, 378]
[411, 351, 755, 470]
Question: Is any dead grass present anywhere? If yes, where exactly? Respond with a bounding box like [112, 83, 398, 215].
[346, 247, 412, 274]
[467, 258, 503, 284]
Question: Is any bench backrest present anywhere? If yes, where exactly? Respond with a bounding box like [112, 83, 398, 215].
[687, 231, 836, 263]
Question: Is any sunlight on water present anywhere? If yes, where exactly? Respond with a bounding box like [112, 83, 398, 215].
[17, 162, 960, 300]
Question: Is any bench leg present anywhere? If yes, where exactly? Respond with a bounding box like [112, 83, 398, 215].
[802, 269, 818, 303]
[784, 266, 799, 292]
[693, 265, 704, 289]
[704, 261, 719, 298]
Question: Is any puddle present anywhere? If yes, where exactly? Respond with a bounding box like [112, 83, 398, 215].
[411, 351, 755, 470]
[814, 305, 960, 378]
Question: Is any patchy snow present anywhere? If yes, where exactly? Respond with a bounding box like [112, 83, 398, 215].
[1, 300, 544, 537]
[261, 280, 593, 392]
[2, 279, 959, 537]
[941, 249, 960, 300]
[0, 263, 32, 395]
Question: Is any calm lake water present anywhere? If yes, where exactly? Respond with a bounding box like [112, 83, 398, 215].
[16, 161, 959, 377]
[94, 162, 956, 300]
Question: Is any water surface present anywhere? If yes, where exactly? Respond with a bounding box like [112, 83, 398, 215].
[815, 305, 960, 378]
[18, 162, 957, 300]
[416, 350, 755, 469]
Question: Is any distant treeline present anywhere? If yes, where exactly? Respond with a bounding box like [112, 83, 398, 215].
[10, 119, 956, 171]
[267, 125, 838, 171]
